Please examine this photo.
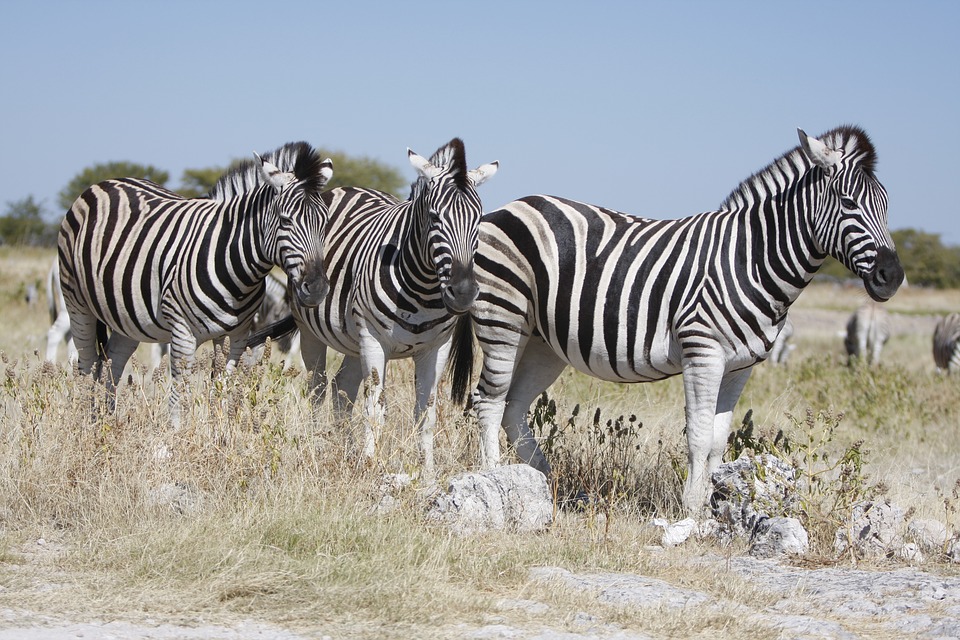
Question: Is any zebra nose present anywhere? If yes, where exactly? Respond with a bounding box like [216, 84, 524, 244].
[294, 263, 329, 307]
[442, 260, 478, 314]
[864, 246, 904, 302]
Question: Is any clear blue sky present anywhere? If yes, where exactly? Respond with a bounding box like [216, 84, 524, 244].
[2, 1, 957, 244]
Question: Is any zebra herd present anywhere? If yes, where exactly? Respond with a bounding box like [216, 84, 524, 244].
[49, 127, 916, 514]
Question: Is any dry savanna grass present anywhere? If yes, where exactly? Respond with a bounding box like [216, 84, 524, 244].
[2, 246, 960, 636]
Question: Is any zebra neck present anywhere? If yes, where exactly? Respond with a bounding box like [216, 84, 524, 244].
[232, 187, 281, 278]
[730, 176, 827, 310]
[397, 196, 440, 280]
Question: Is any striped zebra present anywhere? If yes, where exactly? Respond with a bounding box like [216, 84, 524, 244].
[252, 138, 498, 475]
[47, 256, 295, 369]
[844, 302, 890, 366]
[449, 126, 903, 514]
[58, 142, 332, 425]
[933, 313, 960, 373]
[46, 258, 78, 364]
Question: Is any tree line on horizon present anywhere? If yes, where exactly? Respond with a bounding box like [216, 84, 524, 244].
[3, 160, 959, 289]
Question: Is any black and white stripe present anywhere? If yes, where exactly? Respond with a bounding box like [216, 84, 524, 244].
[261, 138, 497, 474]
[450, 126, 903, 513]
[933, 313, 960, 373]
[844, 302, 891, 366]
[58, 141, 332, 424]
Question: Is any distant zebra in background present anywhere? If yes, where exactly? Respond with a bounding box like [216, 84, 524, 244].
[769, 315, 795, 366]
[46, 258, 77, 364]
[844, 302, 890, 366]
[58, 142, 332, 425]
[933, 313, 960, 373]
[450, 126, 904, 514]
[251, 138, 498, 475]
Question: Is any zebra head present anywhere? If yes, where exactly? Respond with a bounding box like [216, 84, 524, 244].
[408, 139, 499, 314]
[257, 145, 333, 308]
[800, 127, 904, 302]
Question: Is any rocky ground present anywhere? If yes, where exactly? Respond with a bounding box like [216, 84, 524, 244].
[3, 536, 960, 639]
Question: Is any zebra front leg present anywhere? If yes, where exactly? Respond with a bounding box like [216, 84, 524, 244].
[412, 340, 453, 480]
[680, 353, 727, 516]
[358, 333, 388, 464]
[167, 324, 198, 430]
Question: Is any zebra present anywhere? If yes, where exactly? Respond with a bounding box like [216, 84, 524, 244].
[58, 141, 333, 426]
[48, 255, 297, 370]
[933, 313, 960, 373]
[250, 138, 498, 476]
[768, 315, 795, 365]
[46, 258, 78, 364]
[844, 302, 890, 366]
[449, 126, 904, 514]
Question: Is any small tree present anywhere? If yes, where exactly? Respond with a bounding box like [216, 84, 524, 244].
[316, 149, 406, 198]
[0, 196, 57, 246]
[58, 162, 170, 211]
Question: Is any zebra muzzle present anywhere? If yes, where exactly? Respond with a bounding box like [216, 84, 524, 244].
[292, 267, 329, 308]
[863, 246, 905, 302]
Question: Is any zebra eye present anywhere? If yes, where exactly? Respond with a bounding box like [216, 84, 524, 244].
[840, 196, 858, 210]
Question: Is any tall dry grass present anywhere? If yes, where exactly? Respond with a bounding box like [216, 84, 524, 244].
[2, 247, 960, 636]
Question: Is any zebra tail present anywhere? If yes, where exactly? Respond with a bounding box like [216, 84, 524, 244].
[247, 314, 298, 349]
[448, 314, 475, 406]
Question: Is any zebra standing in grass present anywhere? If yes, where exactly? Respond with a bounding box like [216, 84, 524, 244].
[933, 313, 960, 373]
[58, 142, 333, 426]
[844, 302, 890, 366]
[251, 139, 498, 476]
[46, 258, 78, 364]
[450, 126, 903, 514]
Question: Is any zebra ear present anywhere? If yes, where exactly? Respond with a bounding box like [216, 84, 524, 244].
[468, 161, 499, 187]
[408, 149, 442, 180]
[318, 158, 334, 187]
[255, 152, 294, 191]
[798, 129, 843, 170]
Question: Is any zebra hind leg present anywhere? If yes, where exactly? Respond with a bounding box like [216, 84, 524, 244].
[103, 333, 141, 412]
[499, 337, 566, 478]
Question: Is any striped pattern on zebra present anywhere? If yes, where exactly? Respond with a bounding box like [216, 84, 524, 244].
[58, 142, 332, 425]
[450, 126, 904, 514]
[255, 138, 498, 475]
[844, 302, 890, 366]
[933, 313, 960, 373]
[48, 255, 297, 370]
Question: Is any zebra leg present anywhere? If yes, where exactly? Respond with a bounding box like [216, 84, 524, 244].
[680, 354, 728, 516]
[167, 325, 198, 430]
[47, 309, 73, 362]
[300, 330, 330, 405]
[103, 333, 141, 410]
[709, 368, 753, 477]
[332, 356, 363, 422]
[358, 334, 388, 463]
[499, 336, 565, 477]
[412, 340, 454, 479]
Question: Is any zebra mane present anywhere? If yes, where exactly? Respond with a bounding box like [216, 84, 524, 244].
[721, 125, 879, 210]
[425, 137, 470, 191]
[207, 141, 326, 201]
